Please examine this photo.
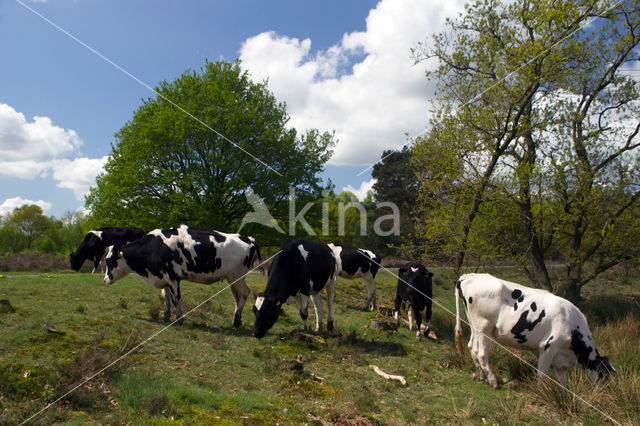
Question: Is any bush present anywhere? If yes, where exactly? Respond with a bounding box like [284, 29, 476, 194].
[0, 252, 69, 272]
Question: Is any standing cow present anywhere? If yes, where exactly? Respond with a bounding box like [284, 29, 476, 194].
[253, 239, 337, 338]
[327, 243, 380, 311]
[394, 262, 434, 340]
[455, 273, 615, 388]
[104, 225, 261, 327]
[70, 227, 146, 273]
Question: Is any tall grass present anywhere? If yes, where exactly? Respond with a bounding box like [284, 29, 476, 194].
[524, 314, 640, 424]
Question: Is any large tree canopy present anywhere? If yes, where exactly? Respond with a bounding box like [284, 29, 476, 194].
[412, 0, 640, 302]
[86, 61, 335, 233]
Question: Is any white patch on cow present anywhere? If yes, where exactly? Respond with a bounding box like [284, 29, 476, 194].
[255, 296, 265, 311]
[359, 249, 376, 260]
[411, 266, 419, 273]
[327, 243, 343, 272]
[297, 244, 309, 260]
[91, 230, 103, 239]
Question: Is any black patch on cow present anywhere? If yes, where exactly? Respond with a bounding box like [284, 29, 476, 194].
[212, 232, 227, 243]
[216, 257, 222, 269]
[511, 289, 522, 300]
[530, 302, 537, 312]
[511, 309, 546, 344]
[570, 329, 598, 370]
[514, 302, 518, 311]
[518, 295, 524, 302]
[239, 235, 252, 245]
[162, 228, 178, 238]
[468, 297, 473, 304]
[457, 281, 467, 308]
[544, 335, 554, 351]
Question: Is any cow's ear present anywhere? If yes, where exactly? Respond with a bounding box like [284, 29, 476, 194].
[426, 271, 434, 278]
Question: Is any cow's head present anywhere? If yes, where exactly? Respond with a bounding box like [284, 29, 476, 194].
[103, 245, 127, 285]
[252, 293, 282, 338]
[69, 252, 82, 271]
[588, 354, 616, 382]
[398, 262, 434, 288]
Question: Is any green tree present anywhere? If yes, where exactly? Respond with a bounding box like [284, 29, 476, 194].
[6, 205, 51, 249]
[371, 147, 420, 256]
[86, 60, 335, 234]
[413, 0, 640, 301]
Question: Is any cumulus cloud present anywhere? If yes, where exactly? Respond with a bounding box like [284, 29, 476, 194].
[240, 0, 465, 166]
[0, 103, 107, 201]
[0, 196, 52, 217]
[343, 178, 376, 201]
[51, 156, 109, 200]
[0, 103, 82, 178]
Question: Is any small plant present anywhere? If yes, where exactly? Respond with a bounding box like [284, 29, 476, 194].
[118, 297, 128, 309]
[75, 304, 87, 314]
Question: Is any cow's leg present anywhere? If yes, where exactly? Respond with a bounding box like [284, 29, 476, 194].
[424, 299, 433, 336]
[468, 331, 484, 380]
[473, 320, 498, 388]
[553, 367, 566, 385]
[230, 278, 250, 327]
[407, 305, 415, 331]
[92, 256, 100, 274]
[363, 273, 377, 311]
[536, 343, 558, 382]
[411, 302, 423, 340]
[162, 288, 172, 322]
[166, 281, 183, 325]
[325, 279, 336, 331]
[393, 294, 402, 325]
[310, 293, 324, 332]
[299, 294, 310, 331]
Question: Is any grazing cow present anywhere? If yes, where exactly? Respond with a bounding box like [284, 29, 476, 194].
[327, 243, 380, 311]
[70, 227, 146, 273]
[455, 273, 615, 388]
[104, 225, 261, 327]
[394, 262, 434, 340]
[253, 239, 337, 338]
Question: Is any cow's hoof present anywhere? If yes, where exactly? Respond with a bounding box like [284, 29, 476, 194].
[232, 319, 242, 328]
[327, 321, 334, 331]
[176, 318, 185, 326]
[163, 316, 171, 323]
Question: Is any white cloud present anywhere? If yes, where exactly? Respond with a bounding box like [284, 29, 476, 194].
[0, 103, 82, 178]
[0, 196, 52, 217]
[0, 103, 107, 201]
[343, 178, 377, 201]
[50, 156, 108, 200]
[240, 0, 465, 166]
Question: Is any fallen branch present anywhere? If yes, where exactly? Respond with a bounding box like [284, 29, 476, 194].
[369, 365, 407, 385]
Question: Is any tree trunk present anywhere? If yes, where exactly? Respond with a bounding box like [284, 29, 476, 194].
[555, 279, 582, 304]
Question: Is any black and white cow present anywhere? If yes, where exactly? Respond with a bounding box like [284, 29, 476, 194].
[455, 273, 615, 388]
[394, 262, 434, 340]
[327, 243, 380, 311]
[70, 227, 146, 273]
[104, 225, 261, 327]
[253, 239, 337, 338]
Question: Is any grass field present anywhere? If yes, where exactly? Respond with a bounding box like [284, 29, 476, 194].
[1, 267, 639, 424]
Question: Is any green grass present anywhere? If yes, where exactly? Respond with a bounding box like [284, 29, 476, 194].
[0, 268, 638, 424]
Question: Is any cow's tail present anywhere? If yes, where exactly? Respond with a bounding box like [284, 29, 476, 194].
[252, 243, 266, 275]
[454, 279, 465, 354]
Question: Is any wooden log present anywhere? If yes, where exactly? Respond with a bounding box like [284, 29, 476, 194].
[369, 365, 407, 385]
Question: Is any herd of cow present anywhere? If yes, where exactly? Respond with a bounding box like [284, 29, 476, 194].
[69, 225, 616, 388]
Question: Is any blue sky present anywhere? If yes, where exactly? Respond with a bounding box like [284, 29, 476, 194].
[0, 0, 465, 218]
